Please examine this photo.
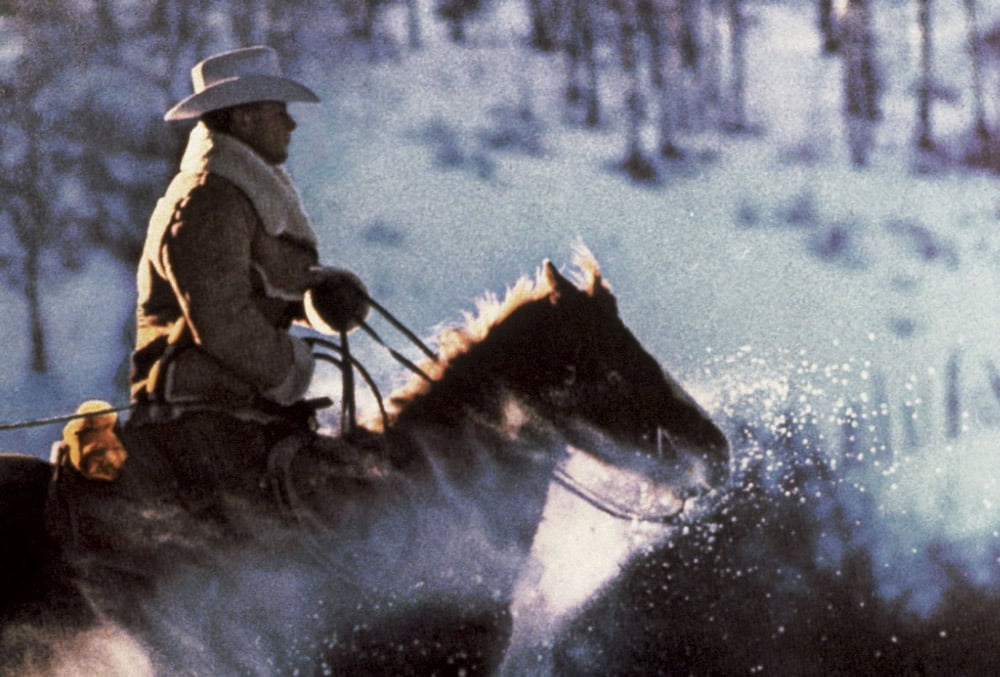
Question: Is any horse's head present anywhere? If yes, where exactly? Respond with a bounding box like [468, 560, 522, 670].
[392, 250, 729, 521]
[508, 259, 729, 513]
[535, 259, 728, 490]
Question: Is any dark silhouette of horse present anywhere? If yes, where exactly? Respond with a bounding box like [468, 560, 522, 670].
[0, 253, 728, 675]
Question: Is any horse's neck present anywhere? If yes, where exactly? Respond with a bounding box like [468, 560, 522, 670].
[386, 320, 567, 552]
[408, 429, 557, 557]
[393, 362, 502, 429]
[391, 383, 561, 553]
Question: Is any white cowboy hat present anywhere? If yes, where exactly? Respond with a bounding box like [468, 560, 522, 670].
[164, 46, 319, 122]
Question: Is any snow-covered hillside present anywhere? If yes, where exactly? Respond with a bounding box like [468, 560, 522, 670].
[4, 1, 998, 451]
[286, 1, 1000, 464]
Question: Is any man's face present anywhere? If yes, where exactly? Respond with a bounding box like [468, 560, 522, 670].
[231, 101, 297, 165]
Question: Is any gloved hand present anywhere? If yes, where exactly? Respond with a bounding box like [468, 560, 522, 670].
[305, 267, 371, 334]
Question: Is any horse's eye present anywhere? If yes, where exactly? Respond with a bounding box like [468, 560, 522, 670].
[563, 364, 577, 386]
[607, 370, 624, 386]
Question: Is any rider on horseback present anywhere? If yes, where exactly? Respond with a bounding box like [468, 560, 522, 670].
[123, 46, 373, 513]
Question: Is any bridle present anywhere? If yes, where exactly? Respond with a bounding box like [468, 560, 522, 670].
[303, 291, 438, 434]
[305, 294, 685, 525]
[308, 293, 695, 526]
[552, 466, 689, 525]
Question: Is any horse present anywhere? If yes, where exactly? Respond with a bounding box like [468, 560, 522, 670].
[0, 251, 729, 675]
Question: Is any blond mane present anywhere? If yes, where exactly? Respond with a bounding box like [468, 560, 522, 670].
[385, 245, 605, 415]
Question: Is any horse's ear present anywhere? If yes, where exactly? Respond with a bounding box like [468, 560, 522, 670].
[543, 260, 576, 304]
[588, 268, 615, 299]
[590, 271, 608, 296]
[588, 271, 619, 314]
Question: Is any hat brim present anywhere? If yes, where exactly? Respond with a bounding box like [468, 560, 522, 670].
[164, 74, 320, 122]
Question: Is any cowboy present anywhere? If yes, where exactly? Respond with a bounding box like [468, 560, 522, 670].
[125, 46, 370, 509]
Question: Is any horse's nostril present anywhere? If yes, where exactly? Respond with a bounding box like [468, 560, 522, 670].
[710, 433, 731, 463]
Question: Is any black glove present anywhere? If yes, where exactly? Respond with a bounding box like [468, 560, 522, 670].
[305, 268, 371, 334]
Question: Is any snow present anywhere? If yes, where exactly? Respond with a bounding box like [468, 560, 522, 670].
[4, 0, 1000, 669]
[0, 248, 133, 456]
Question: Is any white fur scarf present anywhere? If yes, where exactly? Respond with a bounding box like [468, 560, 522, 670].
[178, 122, 319, 248]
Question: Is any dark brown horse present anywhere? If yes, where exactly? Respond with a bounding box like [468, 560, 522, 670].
[0, 253, 728, 675]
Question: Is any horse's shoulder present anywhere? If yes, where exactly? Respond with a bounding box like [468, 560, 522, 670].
[0, 451, 52, 473]
[0, 453, 52, 514]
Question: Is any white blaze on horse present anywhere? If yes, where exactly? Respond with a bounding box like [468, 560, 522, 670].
[0, 250, 728, 675]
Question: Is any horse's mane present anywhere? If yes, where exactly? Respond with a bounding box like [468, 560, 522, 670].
[386, 244, 604, 414]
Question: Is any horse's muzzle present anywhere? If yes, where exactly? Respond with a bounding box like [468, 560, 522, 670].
[655, 424, 730, 493]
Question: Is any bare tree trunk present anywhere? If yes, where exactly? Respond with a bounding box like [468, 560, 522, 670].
[95, 0, 121, 48]
[527, 0, 558, 51]
[616, 0, 657, 181]
[686, 0, 720, 128]
[565, 0, 584, 107]
[818, 0, 840, 55]
[639, 0, 682, 158]
[565, 0, 601, 127]
[964, 0, 989, 140]
[181, 0, 214, 66]
[726, 0, 748, 131]
[24, 243, 47, 374]
[449, 18, 465, 43]
[7, 189, 49, 375]
[680, 0, 701, 71]
[363, 0, 379, 43]
[841, 0, 881, 167]
[151, 0, 189, 98]
[16, 112, 51, 374]
[945, 351, 961, 439]
[262, 0, 297, 57]
[232, 2, 250, 44]
[581, 0, 600, 127]
[915, 0, 934, 151]
[407, 0, 422, 49]
[702, 0, 724, 123]
[232, 1, 259, 45]
[438, 0, 476, 44]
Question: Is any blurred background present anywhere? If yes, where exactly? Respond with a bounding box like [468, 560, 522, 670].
[3, 0, 1000, 672]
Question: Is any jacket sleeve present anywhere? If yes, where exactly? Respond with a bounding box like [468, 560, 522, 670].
[158, 176, 313, 402]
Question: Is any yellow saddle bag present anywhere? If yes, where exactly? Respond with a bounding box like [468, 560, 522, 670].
[56, 400, 128, 482]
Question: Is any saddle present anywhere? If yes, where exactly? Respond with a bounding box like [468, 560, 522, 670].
[47, 396, 391, 545]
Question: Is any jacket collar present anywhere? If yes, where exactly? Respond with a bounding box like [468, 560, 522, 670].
[179, 122, 318, 247]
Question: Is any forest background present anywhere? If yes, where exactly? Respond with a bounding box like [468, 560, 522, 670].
[4, 0, 1000, 672]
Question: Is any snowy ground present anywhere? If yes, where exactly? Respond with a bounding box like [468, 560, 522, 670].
[3, 0, 1000, 668]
